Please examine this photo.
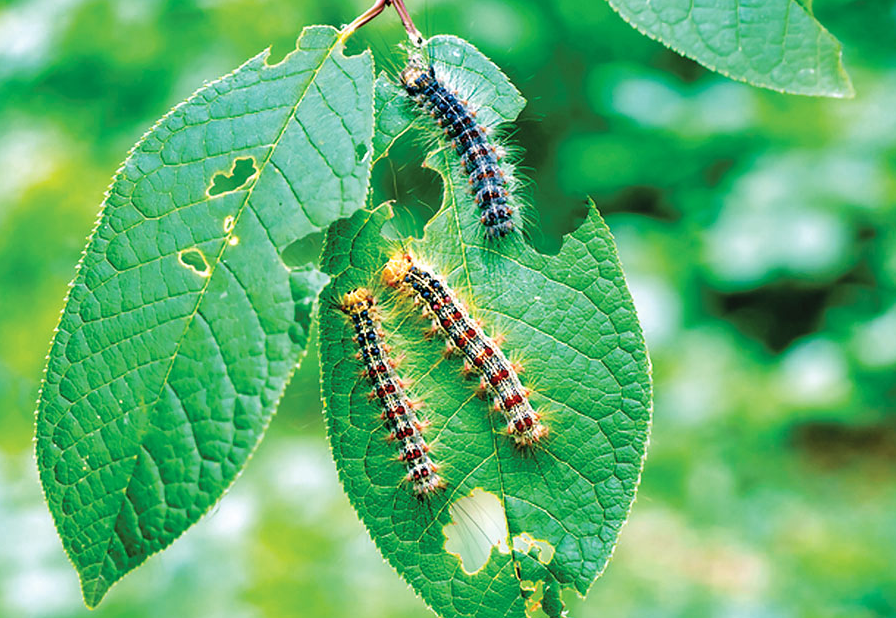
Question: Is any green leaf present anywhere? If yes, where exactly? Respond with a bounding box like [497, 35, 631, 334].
[605, 0, 854, 98]
[372, 77, 411, 164]
[35, 25, 373, 607]
[318, 37, 651, 618]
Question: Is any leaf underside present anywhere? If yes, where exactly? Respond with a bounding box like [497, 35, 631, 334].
[319, 37, 652, 618]
[605, 0, 854, 98]
[35, 25, 373, 607]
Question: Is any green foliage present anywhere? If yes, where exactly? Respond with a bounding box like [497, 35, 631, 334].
[34, 25, 373, 607]
[603, 0, 854, 97]
[318, 37, 651, 618]
[319, 204, 651, 617]
[372, 79, 411, 163]
[4, 1, 894, 617]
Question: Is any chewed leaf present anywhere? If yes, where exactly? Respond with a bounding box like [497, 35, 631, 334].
[35, 25, 374, 607]
[372, 77, 413, 164]
[319, 35, 651, 618]
[320, 198, 651, 617]
[605, 0, 854, 97]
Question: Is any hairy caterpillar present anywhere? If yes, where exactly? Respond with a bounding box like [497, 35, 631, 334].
[400, 55, 518, 240]
[382, 254, 547, 447]
[340, 288, 444, 499]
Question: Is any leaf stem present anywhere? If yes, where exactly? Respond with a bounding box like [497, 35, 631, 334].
[391, 0, 424, 46]
[341, 0, 389, 41]
[340, 0, 423, 46]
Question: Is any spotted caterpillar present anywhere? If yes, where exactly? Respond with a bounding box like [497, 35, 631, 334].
[400, 55, 517, 240]
[341, 288, 444, 499]
[382, 255, 547, 447]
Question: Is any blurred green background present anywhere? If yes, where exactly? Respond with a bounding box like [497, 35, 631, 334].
[2, 0, 895, 616]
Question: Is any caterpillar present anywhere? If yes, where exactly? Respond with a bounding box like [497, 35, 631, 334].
[400, 55, 517, 240]
[382, 254, 547, 447]
[340, 288, 444, 499]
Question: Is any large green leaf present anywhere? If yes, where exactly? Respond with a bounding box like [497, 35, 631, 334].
[35, 25, 373, 607]
[318, 37, 651, 618]
[605, 0, 854, 97]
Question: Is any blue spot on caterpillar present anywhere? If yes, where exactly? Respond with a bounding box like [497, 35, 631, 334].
[340, 288, 444, 499]
[400, 56, 517, 240]
[383, 255, 547, 447]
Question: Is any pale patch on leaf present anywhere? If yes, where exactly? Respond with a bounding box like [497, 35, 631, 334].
[443, 488, 511, 574]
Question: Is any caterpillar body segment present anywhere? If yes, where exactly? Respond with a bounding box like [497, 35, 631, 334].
[340, 288, 444, 499]
[383, 255, 547, 447]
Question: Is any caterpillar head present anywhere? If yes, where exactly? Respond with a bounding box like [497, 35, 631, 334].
[383, 254, 414, 288]
[400, 55, 434, 93]
[341, 288, 374, 315]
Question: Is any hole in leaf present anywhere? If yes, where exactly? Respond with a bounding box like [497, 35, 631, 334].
[520, 578, 567, 618]
[443, 488, 510, 574]
[208, 158, 257, 196]
[355, 143, 369, 163]
[512, 533, 555, 565]
[370, 134, 440, 239]
[281, 231, 324, 269]
[177, 248, 211, 277]
[265, 38, 295, 67]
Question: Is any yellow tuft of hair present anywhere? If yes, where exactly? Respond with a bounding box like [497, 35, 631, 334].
[342, 287, 370, 312]
[382, 254, 413, 288]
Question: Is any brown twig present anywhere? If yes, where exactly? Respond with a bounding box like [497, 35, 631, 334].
[341, 0, 390, 40]
[390, 0, 424, 46]
[340, 0, 424, 46]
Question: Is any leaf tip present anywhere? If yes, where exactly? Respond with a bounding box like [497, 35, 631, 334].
[80, 576, 111, 610]
[833, 68, 857, 100]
